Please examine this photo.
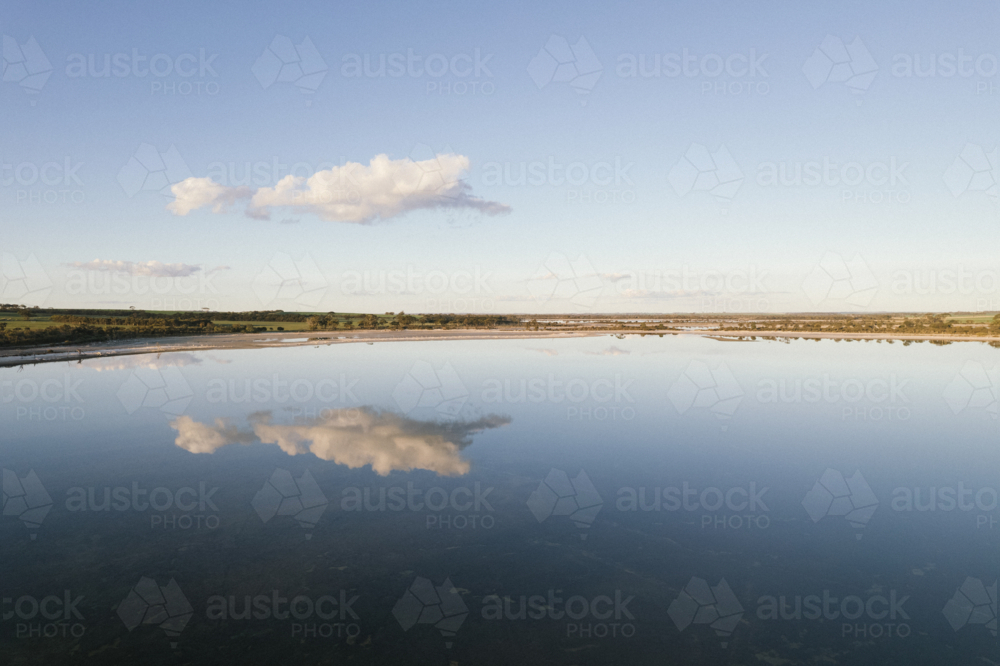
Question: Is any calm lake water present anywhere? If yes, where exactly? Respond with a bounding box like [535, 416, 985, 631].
[1, 335, 998, 664]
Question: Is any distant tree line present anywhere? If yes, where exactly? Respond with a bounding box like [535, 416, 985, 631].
[0, 320, 268, 348]
[305, 312, 520, 331]
[40, 309, 310, 322]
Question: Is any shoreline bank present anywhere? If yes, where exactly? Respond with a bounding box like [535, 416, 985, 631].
[0, 328, 997, 368]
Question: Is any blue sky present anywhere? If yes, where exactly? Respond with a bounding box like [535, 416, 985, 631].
[2, 0, 999, 313]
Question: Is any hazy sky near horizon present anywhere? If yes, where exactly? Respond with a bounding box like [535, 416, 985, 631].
[3, 0, 1000, 314]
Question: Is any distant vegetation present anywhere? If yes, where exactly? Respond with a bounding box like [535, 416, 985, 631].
[0, 303, 996, 351]
[718, 313, 1000, 337]
[304, 312, 519, 331]
[0, 305, 521, 349]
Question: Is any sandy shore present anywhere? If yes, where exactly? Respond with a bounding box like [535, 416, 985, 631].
[0, 329, 606, 368]
[0, 327, 996, 368]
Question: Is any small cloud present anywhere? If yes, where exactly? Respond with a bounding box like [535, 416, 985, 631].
[83, 353, 203, 372]
[526, 348, 559, 356]
[64, 260, 211, 278]
[585, 346, 630, 356]
[618, 289, 723, 301]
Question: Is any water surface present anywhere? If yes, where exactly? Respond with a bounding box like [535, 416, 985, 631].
[2, 335, 997, 664]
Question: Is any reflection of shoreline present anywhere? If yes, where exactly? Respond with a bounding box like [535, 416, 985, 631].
[81, 352, 204, 371]
[171, 408, 511, 476]
[708, 331, 1000, 344]
[3, 328, 996, 368]
[0, 330, 603, 368]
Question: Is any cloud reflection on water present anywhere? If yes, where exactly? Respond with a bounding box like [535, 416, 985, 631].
[170, 408, 510, 476]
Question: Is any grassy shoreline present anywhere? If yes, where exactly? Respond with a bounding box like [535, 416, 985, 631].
[1, 307, 997, 367]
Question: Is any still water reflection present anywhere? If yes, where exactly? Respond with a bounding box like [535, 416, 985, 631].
[1, 335, 997, 664]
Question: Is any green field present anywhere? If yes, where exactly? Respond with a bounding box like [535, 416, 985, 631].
[210, 320, 312, 331]
[0, 313, 316, 331]
[947, 314, 998, 323]
[0, 309, 515, 349]
[0, 312, 375, 333]
[0, 315, 59, 330]
[1, 308, 997, 352]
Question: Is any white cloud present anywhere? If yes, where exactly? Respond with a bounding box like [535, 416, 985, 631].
[526, 348, 559, 356]
[83, 353, 203, 372]
[170, 409, 511, 476]
[585, 346, 630, 356]
[65, 260, 210, 278]
[168, 153, 510, 224]
[167, 177, 253, 216]
[171, 416, 256, 454]
[617, 289, 715, 301]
